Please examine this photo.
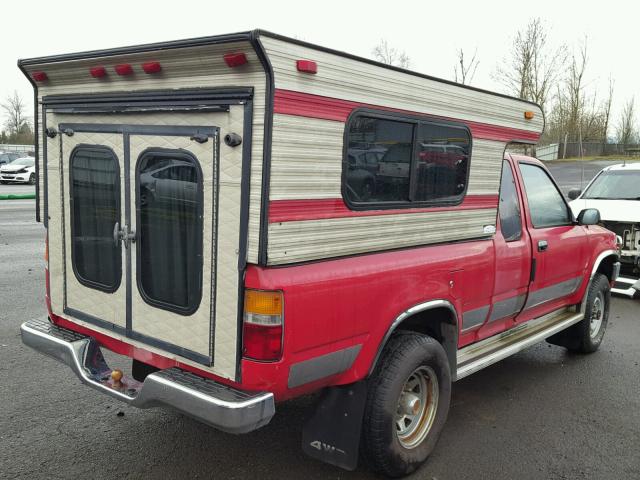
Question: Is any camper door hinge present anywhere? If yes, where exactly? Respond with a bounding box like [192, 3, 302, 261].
[190, 134, 209, 144]
[45, 128, 57, 139]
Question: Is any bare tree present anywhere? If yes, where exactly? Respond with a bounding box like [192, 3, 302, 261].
[601, 77, 614, 144]
[617, 97, 637, 147]
[494, 18, 567, 109]
[372, 39, 410, 68]
[544, 39, 606, 145]
[453, 48, 479, 85]
[2, 91, 30, 136]
[565, 41, 588, 135]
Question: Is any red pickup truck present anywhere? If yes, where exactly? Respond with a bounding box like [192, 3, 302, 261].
[19, 30, 619, 477]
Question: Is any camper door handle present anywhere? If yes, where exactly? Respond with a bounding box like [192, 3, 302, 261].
[113, 222, 122, 247]
[112, 223, 135, 248]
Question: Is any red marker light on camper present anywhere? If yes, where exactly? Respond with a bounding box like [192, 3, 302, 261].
[32, 71, 48, 82]
[142, 62, 162, 74]
[89, 66, 107, 78]
[223, 53, 248, 67]
[114, 64, 134, 76]
[296, 60, 317, 74]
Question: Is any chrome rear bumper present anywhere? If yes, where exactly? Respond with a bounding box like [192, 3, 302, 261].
[20, 317, 275, 434]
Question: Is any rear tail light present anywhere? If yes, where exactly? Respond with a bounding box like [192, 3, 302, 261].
[242, 290, 283, 361]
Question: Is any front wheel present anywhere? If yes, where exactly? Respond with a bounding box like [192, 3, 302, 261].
[569, 273, 610, 353]
[28, 173, 36, 185]
[362, 333, 451, 477]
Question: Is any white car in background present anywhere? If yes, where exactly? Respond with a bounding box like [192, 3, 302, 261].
[568, 162, 640, 298]
[0, 156, 36, 185]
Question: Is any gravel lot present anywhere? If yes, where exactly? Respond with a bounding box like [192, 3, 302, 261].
[1, 162, 639, 479]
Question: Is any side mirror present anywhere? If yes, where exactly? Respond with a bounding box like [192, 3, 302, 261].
[577, 208, 600, 226]
[567, 188, 582, 200]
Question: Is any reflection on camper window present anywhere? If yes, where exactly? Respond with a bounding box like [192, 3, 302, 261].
[70, 146, 121, 292]
[344, 113, 471, 206]
[345, 116, 413, 203]
[414, 123, 470, 201]
[137, 152, 202, 313]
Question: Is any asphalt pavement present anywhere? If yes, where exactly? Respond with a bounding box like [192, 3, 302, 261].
[1, 165, 639, 480]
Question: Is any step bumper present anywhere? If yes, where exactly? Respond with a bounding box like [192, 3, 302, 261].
[20, 317, 275, 434]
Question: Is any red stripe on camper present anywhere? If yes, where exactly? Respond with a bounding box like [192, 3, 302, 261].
[273, 89, 540, 143]
[269, 195, 499, 223]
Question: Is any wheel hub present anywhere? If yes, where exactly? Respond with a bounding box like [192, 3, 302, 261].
[589, 292, 604, 338]
[395, 366, 439, 449]
[399, 392, 421, 416]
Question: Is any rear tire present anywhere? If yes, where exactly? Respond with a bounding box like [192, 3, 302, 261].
[362, 333, 451, 477]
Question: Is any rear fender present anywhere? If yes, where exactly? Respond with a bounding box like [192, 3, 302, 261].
[368, 299, 458, 377]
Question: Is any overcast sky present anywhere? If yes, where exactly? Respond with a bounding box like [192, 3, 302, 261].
[2, 0, 639, 138]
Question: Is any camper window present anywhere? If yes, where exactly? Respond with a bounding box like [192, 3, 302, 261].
[69, 146, 122, 293]
[344, 111, 471, 208]
[136, 149, 203, 314]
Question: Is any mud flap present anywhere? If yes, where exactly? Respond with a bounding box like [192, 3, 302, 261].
[301, 380, 367, 471]
[546, 324, 582, 350]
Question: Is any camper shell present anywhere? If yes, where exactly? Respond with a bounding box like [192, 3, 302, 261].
[19, 30, 619, 475]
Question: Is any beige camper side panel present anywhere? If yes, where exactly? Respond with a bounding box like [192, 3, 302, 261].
[266, 113, 506, 264]
[260, 36, 544, 133]
[260, 36, 542, 265]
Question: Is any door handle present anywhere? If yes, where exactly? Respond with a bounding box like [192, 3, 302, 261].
[113, 222, 122, 247]
[537, 240, 548, 252]
[113, 223, 135, 248]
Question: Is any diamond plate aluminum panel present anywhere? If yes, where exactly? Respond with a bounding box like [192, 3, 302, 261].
[212, 105, 244, 379]
[45, 109, 245, 380]
[129, 134, 215, 358]
[45, 114, 64, 316]
[61, 130, 127, 328]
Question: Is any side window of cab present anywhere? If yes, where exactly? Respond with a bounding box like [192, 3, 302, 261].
[519, 163, 571, 228]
